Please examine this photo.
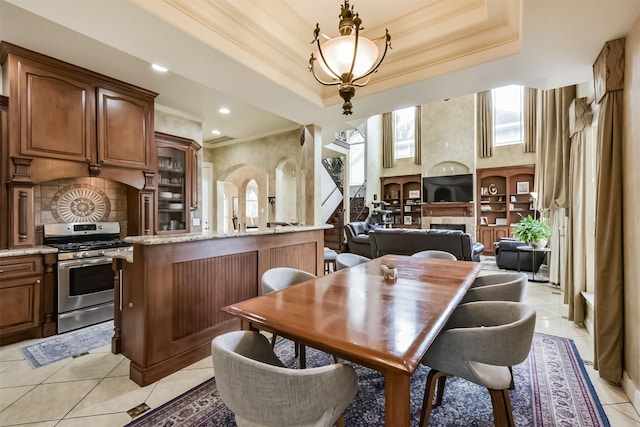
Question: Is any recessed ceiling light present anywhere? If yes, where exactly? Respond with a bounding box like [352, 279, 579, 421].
[219, 107, 230, 114]
[211, 129, 221, 135]
[151, 64, 168, 72]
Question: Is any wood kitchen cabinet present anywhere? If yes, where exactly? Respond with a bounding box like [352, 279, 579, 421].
[0, 254, 57, 345]
[0, 42, 157, 187]
[155, 132, 200, 234]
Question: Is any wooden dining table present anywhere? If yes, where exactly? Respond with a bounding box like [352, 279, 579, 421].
[221, 254, 482, 426]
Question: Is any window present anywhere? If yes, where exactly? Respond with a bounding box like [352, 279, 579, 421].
[492, 85, 523, 146]
[393, 107, 415, 159]
[246, 180, 258, 226]
[348, 131, 365, 186]
[222, 191, 228, 233]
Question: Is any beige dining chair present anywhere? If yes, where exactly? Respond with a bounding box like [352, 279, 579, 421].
[261, 267, 316, 368]
[461, 272, 528, 304]
[411, 250, 457, 260]
[335, 253, 370, 270]
[212, 330, 358, 427]
[419, 301, 536, 427]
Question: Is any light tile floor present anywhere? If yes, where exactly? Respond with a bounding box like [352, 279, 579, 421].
[0, 270, 639, 426]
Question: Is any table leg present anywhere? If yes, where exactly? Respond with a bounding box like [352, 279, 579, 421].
[517, 250, 521, 273]
[531, 250, 536, 281]
[385, 372, 411, 426]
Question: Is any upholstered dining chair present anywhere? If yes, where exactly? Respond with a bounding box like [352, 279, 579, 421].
[261, 267, 316, 368]
[461, 272, 528, 304]
[411, 250, 457, 260]
[212, 331, 358, 427]
[419, 301, 536, 427]
[336, 253, 370, 270]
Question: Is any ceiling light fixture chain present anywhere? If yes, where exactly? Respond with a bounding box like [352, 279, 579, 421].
[308, 0, 391, 115]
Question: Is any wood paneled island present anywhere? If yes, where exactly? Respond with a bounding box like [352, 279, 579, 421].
[113, 226, 327, 386]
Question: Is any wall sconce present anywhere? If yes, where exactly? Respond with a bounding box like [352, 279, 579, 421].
[268, 196, 276, 205]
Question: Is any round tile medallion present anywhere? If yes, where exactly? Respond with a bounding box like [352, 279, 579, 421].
[52, 185, 111, 223]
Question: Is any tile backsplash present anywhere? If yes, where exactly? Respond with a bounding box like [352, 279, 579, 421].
[35, 177, 128, 243]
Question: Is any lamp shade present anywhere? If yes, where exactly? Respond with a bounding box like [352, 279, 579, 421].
[317, 35, 379, 79]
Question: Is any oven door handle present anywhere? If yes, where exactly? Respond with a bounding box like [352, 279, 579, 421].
[58, 257, 113, 269]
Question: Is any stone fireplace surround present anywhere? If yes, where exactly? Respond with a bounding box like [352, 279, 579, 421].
[422, 216, 476, 240]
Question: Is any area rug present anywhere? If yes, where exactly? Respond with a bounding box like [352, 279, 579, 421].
[20, 321, 114, 368]
[126, 332, 609, 427]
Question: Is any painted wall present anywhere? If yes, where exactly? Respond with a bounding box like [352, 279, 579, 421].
[622, 15, 640, 408]
[205, 127, 315, 229]
[422, 95, 476, 176]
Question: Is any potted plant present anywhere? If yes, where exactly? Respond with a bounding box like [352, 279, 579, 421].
[512, 215, 551, 248]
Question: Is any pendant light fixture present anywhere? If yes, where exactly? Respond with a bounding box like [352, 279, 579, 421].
[308, 0, 391, 115]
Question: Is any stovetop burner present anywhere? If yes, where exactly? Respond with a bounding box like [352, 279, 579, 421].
[48, 239, 132, 253]
[43, 222, 132, 260]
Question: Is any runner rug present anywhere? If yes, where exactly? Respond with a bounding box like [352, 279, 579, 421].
[20, 321, 114, 368]
[126, 332, 609, 426]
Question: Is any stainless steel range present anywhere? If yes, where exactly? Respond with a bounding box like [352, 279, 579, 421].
[43, 222, 132, 333]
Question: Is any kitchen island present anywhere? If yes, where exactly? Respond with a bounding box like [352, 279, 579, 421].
[114, 225, 328, 386]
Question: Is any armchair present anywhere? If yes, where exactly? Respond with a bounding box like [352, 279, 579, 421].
[494, 238, 547, 272]
[345, 221, 373, 258]
[211, 331, 358, 427]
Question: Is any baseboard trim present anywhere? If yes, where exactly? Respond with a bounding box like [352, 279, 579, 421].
[622, 371, 640, 416]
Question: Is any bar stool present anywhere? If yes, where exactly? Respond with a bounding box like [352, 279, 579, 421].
[324, 247, 337, 274]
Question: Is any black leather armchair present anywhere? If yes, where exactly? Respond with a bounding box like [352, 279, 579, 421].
[494, 238, 547, 272]
[345, 222, 373, 258]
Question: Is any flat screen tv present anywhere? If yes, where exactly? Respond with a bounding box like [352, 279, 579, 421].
[422, 174, 474, 203]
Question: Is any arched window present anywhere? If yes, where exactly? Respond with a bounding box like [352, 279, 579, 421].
[222, 191, 228, 233]
[246, 180, 258, 226]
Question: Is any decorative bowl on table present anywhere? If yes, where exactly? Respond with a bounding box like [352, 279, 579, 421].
[381, 264, 397, 282]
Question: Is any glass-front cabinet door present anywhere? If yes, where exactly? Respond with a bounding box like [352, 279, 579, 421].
[158, 146, 186, 232]
[155, 132, 200, 234]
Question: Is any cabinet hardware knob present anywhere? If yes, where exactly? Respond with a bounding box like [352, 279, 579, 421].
[36, 279, 41, 283]
[128, 302, 133, 308]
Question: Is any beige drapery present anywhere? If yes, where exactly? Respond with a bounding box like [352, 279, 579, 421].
[565, 130, 587, 323]
[535, 85, 574, 287]
[476, 91, 493, 158]
[593, 91, 624, 383]
[382, 112, 394, 168]
[524, 88, 538, 153]
[414, 106, 422, 165]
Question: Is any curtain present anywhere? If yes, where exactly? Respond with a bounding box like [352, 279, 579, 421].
[593, 91, 623, 383]
[476, 91, 493, 158]
[565, 131, 587, 324]
[382, 112, 394, 168]
[414, 105, 422, 165]
[524, 88, 538, 153]
[535, 85, 574, 286]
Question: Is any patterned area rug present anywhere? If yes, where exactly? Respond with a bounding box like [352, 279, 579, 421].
[126, 333, 609, 426]
[20, 321, 113, 368]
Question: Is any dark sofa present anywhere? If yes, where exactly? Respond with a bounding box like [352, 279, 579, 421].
[369, 228, 484, 261]
[494, 238, 547, 272]
[345, 221, 373, 257]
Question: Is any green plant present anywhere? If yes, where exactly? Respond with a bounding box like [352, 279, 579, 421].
[512, 215, 551, 244]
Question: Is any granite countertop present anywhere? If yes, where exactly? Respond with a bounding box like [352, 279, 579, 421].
[0, 246, 59, 258]
[124, 224, 332, 246]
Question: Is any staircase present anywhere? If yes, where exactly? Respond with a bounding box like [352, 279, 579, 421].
[324, 204, 344, 252]
[350, 196, 369, 222]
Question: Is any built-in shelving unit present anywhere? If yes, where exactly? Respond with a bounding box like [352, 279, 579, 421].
[476, 165, 535, 254]
[381, 174, 422, 228]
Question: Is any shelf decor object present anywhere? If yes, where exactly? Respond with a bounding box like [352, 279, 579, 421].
[308, 0, 392, 115]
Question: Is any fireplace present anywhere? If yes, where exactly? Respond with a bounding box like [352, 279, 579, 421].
[431, 224, 466, 232]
